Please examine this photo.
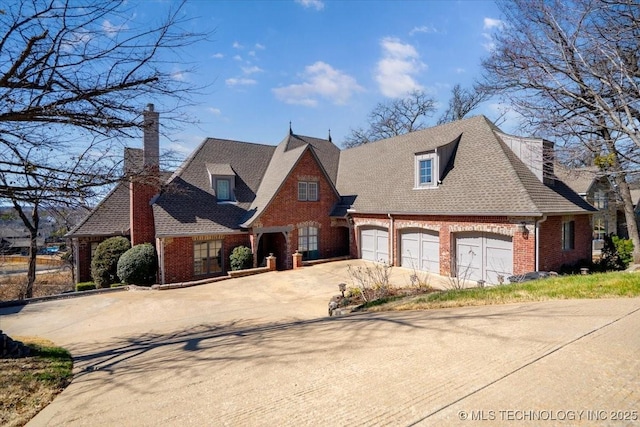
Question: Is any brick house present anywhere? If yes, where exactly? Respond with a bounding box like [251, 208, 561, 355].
[68, 110, 596, 285]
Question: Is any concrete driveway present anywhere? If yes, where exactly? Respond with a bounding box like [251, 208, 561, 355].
[1, 260, 639, 426]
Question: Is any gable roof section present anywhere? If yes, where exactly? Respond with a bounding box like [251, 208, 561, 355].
[554, 165, 599, 195]
[152, 138, 275, 237]
[280, 133, 341, 185]
[66, 181, 131, 238]
[336, 115, 596, 216]
[239, 134, 340, 228]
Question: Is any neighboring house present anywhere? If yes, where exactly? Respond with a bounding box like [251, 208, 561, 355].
[68, 109, 596, 285]
[555, 166, 632, 251]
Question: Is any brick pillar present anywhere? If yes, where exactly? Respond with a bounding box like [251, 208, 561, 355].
[293, 251, 303, 269]
[266, 255, 277, 271]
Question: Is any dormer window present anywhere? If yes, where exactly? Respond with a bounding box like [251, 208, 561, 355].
[215, 178, 232, 201]
[415, 152, 437, 188]
[207, 163, 236, 203]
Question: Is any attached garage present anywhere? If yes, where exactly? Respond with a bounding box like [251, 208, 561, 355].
[360, 227, 389, 263]
[455, 232, 513, 284]
[400, 229, 440, 274]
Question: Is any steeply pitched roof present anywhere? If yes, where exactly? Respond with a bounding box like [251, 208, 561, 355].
[152, 138, 275, 237]
[336, 115, 596, 216]
[66, 181, 131, 238]
[240, 133, 340, 227]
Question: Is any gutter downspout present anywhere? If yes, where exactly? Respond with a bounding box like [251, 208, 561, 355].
[535, 215, 547, 271]
[388, 213, 394, 266]
[157, 237, 165, 285]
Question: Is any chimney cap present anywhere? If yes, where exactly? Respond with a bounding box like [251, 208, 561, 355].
[146, 103, 155, 112]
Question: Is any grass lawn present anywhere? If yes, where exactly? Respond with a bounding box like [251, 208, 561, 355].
[0, 337, 73, 427]
[363, 271, 640, 312]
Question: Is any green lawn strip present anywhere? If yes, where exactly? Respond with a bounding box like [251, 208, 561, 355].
[365, 272, 640, 312]
[0, 339, 73, 427]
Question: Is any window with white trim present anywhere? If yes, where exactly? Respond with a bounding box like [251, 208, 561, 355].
[298, 181, 318, 201]
[594, 190, 608, 209]
[562, 220, 575, 251]
[216, 178, 231, 201]
[415, 153, 436, 188]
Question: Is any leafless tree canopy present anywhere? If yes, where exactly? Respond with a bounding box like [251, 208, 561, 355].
[437, 84, 488, 125]
[482, 0, 640, 262]
[342, 90, 436, 148]
[0, 0, 210, 297]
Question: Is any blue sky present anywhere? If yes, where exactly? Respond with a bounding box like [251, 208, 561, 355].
[136, 0, 507, 155]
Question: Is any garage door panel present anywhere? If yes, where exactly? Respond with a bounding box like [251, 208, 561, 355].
[360, 227, 389, 263]
[400, 229, 440, 274]
[456, 232, 513, 284]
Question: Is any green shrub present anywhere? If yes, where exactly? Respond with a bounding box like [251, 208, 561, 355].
[229, 245, 253, 271]
[110, 283, 127, 288]
[91, 236, 131, 288]
[116, 243, 158, 285]
[600, 234, 634, 271]
[76, 282, 96, 292]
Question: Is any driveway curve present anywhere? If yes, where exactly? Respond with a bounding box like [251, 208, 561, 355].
[1, 261, 639, 426]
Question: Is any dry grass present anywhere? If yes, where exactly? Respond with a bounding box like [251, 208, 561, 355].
[0, 337, 73, 427]
[364, 271, 640, 312]
[0, 269, 74, 302]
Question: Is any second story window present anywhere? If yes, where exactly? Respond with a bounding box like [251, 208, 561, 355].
[415, 153, 437, 188]
[216, 178, 231, 201]
[298, 181, 318, 201]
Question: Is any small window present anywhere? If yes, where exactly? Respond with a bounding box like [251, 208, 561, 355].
[298, 181, 318, 201]
[593, 215, 607, 241]
[216, 178, 231, 201]
[562, 220, 575, 251]
[415, 153, 436, 188]
[419, 159, 433, 185]
[594, 191, 608, 209]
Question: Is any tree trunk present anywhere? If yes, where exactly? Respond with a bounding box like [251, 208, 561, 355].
[614, 174, 640, 264]
[25, 229, 37, 299]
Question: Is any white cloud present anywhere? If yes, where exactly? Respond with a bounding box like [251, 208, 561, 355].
[255, 43, 266, 50]
[102, 20, 127, 37]
[233, 55, 243, 61]
[232, 41, 243, 49]
[295, 0, 324, 10]
[212, 53, 224, 59]
[226, 77, 257, 86]
[483, 17, 505, 30]
[272, 61, 363, 106]
[248, 51, 256, 57]
[207, 107, 222, 115]
[409, 25, 437, 36]
[455, 67, 465, 74]
[171, 70, 187, 81]
[241, 65, 264, 75]
[375, 37, 425, 98]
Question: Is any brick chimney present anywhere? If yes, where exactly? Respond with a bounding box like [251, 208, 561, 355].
[130, 104, 160, 246]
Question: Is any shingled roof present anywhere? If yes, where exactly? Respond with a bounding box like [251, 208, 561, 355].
[335, 115, 596, 216]
[554, 165, 600, 195]
[239, 133, 340, 227]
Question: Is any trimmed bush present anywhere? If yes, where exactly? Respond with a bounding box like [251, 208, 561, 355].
[600, 234, 634, 271]
[229, 245, 253, 271]
[91, 237, 131, 288]
[76, 282, 96, 292]
[116, 243, 158, 285]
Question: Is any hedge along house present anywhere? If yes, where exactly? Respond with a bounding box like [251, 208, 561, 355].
[69, 109, 595, 286]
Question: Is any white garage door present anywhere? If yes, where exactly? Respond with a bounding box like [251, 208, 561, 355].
[360, 227, 389, 263]
[400, 229, 440, 274]
[455, 232, 512, 284]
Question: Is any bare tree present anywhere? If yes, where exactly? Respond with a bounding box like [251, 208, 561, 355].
[482, 0, 640, 263]
[343, 90, 436, 148]
[0, 0, 209, 297]
[437, 84, 488, 125]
